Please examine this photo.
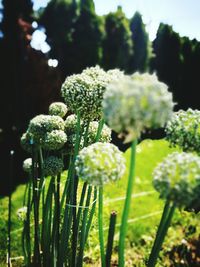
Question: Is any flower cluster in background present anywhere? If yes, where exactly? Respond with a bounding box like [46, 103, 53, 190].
[153, 152, 200, 208]
[166, 108, 200, 153]
[102, 72, 174, 142]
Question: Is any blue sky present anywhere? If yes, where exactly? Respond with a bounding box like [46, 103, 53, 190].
[33, 0, 200, 41]
[0, 0, 199, 41]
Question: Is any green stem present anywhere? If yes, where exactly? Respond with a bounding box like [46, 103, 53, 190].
[76, 185, 92, 267]
[76, 182, 88, 238]
[59, 112, 81, 266]
[95, 118, 105, 142]
[60, 155, 73, 211]
[31, 143, 41, 267]
[56, 174, 61, 266]
[118, 139, 137, 267]
[148, 203, 176, 267]
[42, 177, 54, 267]
[71, 112, 82, 266]
[8, 150, 14, 267]
[99, 186, 105, 267]
[147, 200, 170, 264]
[106, 211, 117, 267]
[85, 187, 97, 242]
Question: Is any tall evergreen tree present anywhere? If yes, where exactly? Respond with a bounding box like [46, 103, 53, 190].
[102, 6, 133, 72]
[40, 0, 77, 77]
[0, 0, 33, 195]
[129, 11, 151, 72]
[0, 0, 33, 128]
[151, 23, 182, 108]
[70, 0, 103, 74]
[180, 37, 200, 109]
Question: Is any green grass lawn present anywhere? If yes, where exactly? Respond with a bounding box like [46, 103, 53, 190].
[1, 139, 199, 266]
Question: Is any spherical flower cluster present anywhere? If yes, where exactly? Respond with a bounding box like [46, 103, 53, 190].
[75, 142, 126, 186]
[23, 158, 32, 173]
[21, 115, 67, 152]
[61, 66, 125, 120]
[43, 156, 64, 176]
[153, 152, 200, 208]
[49, 102, 68, 118]
[28, 115, 65, 143]
[165, 109, 200, 154]
[107, 69, 125, 81]
[63, 114, 84, 153]
[86, 121, 111, 145]
[64, 114, 83, 133]
[17, 207, 27, 221]
[43, 130, 67, 150]
[102, 72, 174, 142]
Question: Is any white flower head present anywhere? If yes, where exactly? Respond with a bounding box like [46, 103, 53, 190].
[61, 66, 125, 120]
[153, 152, 200, 208]
[103, 72, 174, 142]
[165, 108, 200, 154]
[42, 130, 67, 150]
[75, 142, 126, 186]
[28, 114, 65, 143]
[86, 121, 111, 145]
[49, 102, 68, 118]
[23, 158, 32, 173]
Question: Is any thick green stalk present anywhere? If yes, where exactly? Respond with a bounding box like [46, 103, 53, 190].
[99, 186, 105, 267]
[106, 211, 117, 267]
[8, 150, 14, 267]
[147, 200, 170, 264]
[31, 143, 41, 267]
[22, 178, 32, 266]
[59, 112, 81, 266]
[76, 186, 92, 267]
[60, 155, 73, 211]
[85, 187, 97, 242]
[147, 203, 176, 267]
[71, 112, 82, 266]
[76, 182, 88, 238]
[56, 174, 61, 266]
[118, 140, 137, 267]
[42, 177, 54, 267]
[95, 118, 105, 142]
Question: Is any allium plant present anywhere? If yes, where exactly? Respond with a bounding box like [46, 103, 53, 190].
[75, 142, 125, 267]
[61, 65, 125, 120]
[20, 67, 177, 267]
[102, 72, 174, 267]
[166, 108, 200, 153]
[20, 66, 124, 267]
[49, 102, 68, 118]
[148, 152, 200, 267]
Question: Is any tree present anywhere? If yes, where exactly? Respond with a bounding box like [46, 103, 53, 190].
[129, 11, 151, 72]
[0, 0, 33, 128]
[70, 0, 103, 74]
[0, 1, 62, 195]
[151, 23, 182, 108]
[102, 6, 133, 72]
[180, 37, 200, 109]
[40, 0, 77, 78]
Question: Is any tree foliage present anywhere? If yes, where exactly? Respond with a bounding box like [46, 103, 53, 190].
[129, 11, 151, 72]
[70, 0, 103, 74]
[151, 23, 182, 108]
[102, 6, 133, 72]
[40, 0, 77, 77]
